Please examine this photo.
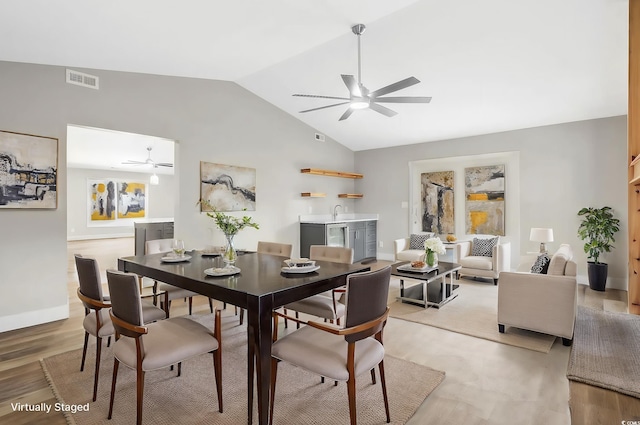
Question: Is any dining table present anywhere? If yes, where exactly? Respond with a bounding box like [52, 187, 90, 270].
[118, 250, 370, 425]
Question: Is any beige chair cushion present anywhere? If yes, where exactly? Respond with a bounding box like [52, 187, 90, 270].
[548, 244, 573, 276]
[285, 294, 345, 320]
[459, 256, 493, 271]
[113, 317, 218, 371]
[257, 241, 293, 257]
[272, 325, 384, 382]
[83, 309, 114, 337]
[141, 302, 168, 322]
[310, 246, 354, 264]
[157, 282, 198, 301]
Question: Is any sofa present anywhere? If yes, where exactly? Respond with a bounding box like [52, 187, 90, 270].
[394, 233, 434, 262]
[456, 238, 511, 285]
[497, 244, 577, 345]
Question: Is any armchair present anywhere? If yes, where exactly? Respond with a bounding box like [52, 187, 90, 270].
[456, 239, 510, 285]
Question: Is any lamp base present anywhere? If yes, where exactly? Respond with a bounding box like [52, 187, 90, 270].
[539, 243, 548, 254]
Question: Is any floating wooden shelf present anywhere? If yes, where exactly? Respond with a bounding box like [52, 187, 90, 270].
[630, 175, 640, 186]
[338, 193, 364, 199]
[631, 155, 640, 168]
[300, 192, 326, 198]
[301, 168, 363, 179]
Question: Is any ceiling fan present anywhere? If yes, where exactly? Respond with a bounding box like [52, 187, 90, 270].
[122, 146, 173, 168]
[293, 24, 432, 121]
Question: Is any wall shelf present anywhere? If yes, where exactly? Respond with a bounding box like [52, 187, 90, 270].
[301, 192, 326, 198]
[338, 193, 364, 199]
[301, 168, 363, 179]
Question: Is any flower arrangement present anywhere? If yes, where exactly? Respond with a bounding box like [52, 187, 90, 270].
[424, 237, 446, 255]
[198, 199, 259, 235]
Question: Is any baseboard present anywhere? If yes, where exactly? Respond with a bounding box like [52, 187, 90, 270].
[0, 303, 69, 333]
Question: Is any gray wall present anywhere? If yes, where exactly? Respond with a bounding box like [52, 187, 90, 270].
[0, 60, 357, 331]
[355, 116, 628, 289]
[67, 168, 177, 239]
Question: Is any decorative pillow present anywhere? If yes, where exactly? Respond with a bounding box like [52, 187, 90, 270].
[409, 233, 433, 250]
[471, 237, 499, 257]
[530, 253, 551, 274]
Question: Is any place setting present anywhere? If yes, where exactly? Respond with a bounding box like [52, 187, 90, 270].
[204, 253, 241, 277]
[281, 258, 320, 274]
[161, 239, 192, 263]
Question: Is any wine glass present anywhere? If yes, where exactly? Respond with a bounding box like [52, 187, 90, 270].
[172, 239, 185, 258]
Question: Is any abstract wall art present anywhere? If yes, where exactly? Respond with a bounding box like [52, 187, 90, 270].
[465, 165, 505, 235]
[421, 170, 454, 234]
[200, 161, 256, 212]
[117, 181, 146, 219]
[0, 130, 58, 209]
[89, 179, 116, 221]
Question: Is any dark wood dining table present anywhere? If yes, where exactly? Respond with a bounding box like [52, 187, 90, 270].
[118, 251, 370, 425]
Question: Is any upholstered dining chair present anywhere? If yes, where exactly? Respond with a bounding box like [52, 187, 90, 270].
[270, 266, 392, 425]
[74, 254, 166, 402]
[283, 245, 354, 329]
[106, 270, 223, 425]
[145, 239, 213, 317]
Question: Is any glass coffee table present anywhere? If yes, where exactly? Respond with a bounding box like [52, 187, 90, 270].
[391, 261, 461, 308]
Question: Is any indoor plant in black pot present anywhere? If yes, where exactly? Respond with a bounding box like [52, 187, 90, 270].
[577, 206, 620, 291]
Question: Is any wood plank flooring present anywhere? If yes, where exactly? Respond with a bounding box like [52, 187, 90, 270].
[0, 237, 637, 424]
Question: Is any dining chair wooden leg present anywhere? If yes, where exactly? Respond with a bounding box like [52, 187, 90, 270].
[283, 308, 288, 329]
[164, 292, 170, 318]
[213, 349, 223, 412]
[269, 358, 278, 425]
[295, 311, 300, 329]
[370, 368, 376, 384]
[378, 361, 391, 423]
[188, 297, 193, 315]
[239, 308, 244, 325]
[136, 367, 145, 425]
[347, 344, 357, 425]
[92, 336, 102, 401]
[107, 336, 111, 347]
[107, 358, 120, 419]
[80, 332, 89, 371]
[208, 298, 214, 313]
[177, 362, 182, 377]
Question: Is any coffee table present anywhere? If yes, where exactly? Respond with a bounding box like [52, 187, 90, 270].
[391, 261, 461, 308]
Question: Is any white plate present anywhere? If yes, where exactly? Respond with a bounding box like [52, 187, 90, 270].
[161, 255, 192, 263]
[397, 263, 437, 273]
[281, 265, 320, 274]
[204, 266, 241, 277]
[283, 258, 316, 268]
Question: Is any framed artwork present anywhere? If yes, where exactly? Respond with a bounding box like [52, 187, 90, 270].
[117, 181, 146, 219]
[200, 161, 256, 212]
[89, 179, 116, 221]
[464, 165, 505, 235]
[421, 170, 454, 234]
[0, 130, 58, 209]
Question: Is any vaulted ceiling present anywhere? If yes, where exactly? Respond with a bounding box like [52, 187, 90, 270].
[0, 0, 628, 152]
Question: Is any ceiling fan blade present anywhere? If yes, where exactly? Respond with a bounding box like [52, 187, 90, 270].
[122, 160, 147, 165]
[300, 102, 350, 113]
[293, 94, 350, 100]
[373, 96, 432, 103]
[339, 107, 355, 121]
[369, 102, 398, 118]
[341, 75, 360, 96]
[369, 76, 420, 98]
[155, 163, 174, 168]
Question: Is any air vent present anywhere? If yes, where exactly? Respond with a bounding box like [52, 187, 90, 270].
[66, 69, 99, 89]
[314, 133, 325, 142]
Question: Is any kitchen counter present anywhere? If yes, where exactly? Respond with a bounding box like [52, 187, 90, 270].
[299, 213, 379, 224]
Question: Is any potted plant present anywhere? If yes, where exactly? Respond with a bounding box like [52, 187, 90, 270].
[577, 206, 620, 291]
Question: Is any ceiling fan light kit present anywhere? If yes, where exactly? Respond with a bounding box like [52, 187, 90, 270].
[293, 24, 431, 121]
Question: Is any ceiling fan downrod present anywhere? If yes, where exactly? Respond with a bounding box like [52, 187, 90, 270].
[352, 24, 366, 89]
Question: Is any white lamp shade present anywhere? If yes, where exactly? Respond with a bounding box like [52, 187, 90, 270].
[150, 173, 159, 185]
[529, 228, 553, 242]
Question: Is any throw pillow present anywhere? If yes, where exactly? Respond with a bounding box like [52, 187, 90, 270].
[530, 253, 551, 274]
[471, 236, 499, 257]
[409, 233, 433, 250]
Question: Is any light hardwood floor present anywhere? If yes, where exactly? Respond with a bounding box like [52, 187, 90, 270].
[0, 237, 638, 424]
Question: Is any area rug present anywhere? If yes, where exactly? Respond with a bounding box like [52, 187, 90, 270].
[388, 278, 556, 353]
[41, 313, 445, 425]
[567, 305, 640, 398]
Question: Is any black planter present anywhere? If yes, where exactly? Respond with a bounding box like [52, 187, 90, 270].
[587, 261, 608, 291]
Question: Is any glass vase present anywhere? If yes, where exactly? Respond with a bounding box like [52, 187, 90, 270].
[223, 233, 237, 265]
[426, 250, 438, 267]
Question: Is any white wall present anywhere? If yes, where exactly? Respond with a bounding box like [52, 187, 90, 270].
[0, 60, 357, 331]
[355, 116, 628, 290]
[67, 168, 176, 240]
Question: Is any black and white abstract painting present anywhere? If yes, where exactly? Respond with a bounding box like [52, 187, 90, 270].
[0, 130, 58, 209]
[200, 161, 256, 212]
[421, 170, 454, 234]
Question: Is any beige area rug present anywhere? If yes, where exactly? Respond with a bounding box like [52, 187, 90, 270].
[388, 278, 556, 353]
[41, 313, 445, 425]
[567, 305, 640, 398]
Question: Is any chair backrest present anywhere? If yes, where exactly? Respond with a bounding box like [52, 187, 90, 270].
[74, 254, 106, 304]
[344, 266, 391, 343]
[309, 245, 354, 264]
[106, 270, 144, 327]
[257, 241, 293, 257]
[145, 238, 174, 255]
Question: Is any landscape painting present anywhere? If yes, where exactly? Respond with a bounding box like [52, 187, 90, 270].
[89, 179, 116, 221]
[0, 130, 58, 209]
[117, 181, 147, 219]
[421, 170, 454, 234]
[200, 161, 256, 212]
[465, 165, 505, 235]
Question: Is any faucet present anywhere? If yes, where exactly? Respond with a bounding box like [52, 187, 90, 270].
[333, 204, 342, 221]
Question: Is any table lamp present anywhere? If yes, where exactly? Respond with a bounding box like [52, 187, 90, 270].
[530, 228, 553, 253]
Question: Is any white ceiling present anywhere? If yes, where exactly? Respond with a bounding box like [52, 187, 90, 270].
[0, 0, 629, 153]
